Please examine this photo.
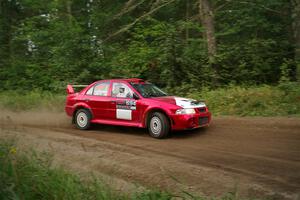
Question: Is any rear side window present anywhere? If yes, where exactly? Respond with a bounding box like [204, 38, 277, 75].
[86, 82, 110, 96]
[111, 82, 133, 98]
[86, 87, 94, 95]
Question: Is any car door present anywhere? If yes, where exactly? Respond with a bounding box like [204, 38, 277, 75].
[110, 82, 141, 123]
[84, 81, 112, 120]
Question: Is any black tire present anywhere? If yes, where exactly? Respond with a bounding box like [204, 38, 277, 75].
[148, 112, 170, 139]
[74, 109, 91, 130]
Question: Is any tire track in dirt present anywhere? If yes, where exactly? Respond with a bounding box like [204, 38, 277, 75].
[1, 111, 300, 199]
[20, 121, 300, 196]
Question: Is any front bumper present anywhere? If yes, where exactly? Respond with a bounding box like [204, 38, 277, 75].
[170, 112, 211, 130]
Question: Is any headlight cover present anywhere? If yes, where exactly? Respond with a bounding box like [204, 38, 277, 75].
[176, 108, 196, 115]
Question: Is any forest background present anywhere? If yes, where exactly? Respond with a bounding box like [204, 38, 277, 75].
[1, 0, 300, 116]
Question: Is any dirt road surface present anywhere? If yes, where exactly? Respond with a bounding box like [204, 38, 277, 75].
[0, 111, 300, 199]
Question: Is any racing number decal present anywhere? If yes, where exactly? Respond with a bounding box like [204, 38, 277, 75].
[116, 100, 136, 120]
[116, 100, 136, 110]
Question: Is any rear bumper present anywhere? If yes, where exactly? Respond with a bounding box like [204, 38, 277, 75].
[170, 112, 211, 130]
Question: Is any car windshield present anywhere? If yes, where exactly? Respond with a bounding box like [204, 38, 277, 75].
[131, 83, 168, 98]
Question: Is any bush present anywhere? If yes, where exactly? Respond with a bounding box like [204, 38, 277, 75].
[0, 91, 65, 112]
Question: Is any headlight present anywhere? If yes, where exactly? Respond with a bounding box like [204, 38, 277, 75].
[176, 108, 195, 115]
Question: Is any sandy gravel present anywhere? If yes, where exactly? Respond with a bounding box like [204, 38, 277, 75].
[0, 111, 300, 199]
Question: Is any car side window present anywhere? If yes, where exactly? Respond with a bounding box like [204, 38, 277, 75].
[112, 82, 133, 98]
[86, 86, 94, 95]
[92, 82, 110, 96]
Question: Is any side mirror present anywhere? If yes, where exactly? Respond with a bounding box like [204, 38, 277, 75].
[66, 85, 74, 94]
[133, 93, 140, 100]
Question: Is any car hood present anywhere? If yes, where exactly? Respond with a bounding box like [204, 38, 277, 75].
[151, 96, 206, 108]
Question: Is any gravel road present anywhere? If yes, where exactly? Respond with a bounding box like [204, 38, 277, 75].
[1, 111, 299, 199]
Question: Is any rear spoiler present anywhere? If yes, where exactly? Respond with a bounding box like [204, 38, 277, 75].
[66, 84, 88, 94]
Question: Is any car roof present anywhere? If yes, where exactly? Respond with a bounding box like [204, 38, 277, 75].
[101, 78, 145, 83]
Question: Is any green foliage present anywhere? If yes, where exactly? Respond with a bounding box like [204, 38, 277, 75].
[215, 0, 293, 84]
[0, 0, 297, 91]
[279, 59, 294, 83]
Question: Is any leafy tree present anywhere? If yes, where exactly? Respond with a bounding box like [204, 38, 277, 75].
[0, 0, 297, 91]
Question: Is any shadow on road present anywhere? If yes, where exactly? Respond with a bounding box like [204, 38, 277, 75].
[87, 123, 209, 139]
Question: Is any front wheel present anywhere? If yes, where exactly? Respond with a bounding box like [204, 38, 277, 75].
[148, 112, 170, 139]
[75, 109, 91, 130]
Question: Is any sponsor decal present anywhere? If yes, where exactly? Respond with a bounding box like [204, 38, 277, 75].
[116, 100, 136, 110]
[117, 109, 132, 120]
[115, 100, 136, 120]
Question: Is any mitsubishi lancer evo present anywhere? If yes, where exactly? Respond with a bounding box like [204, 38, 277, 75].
[65, 78, 211, 138]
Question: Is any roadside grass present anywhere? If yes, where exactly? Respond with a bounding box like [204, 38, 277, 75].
[168, 82, 300, 116]
[0, 91, 65, 112]
[0, 82, 299, 116]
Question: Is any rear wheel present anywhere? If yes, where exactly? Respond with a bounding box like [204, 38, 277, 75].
[75, 109, 91, 130]
[148, 112, 170, 139]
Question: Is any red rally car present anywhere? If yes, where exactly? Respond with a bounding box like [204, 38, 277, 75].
[65, 78, 211, 138]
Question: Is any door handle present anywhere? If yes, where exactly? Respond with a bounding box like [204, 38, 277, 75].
[111, 100, 116, 104]
[84, 99, 90, 102]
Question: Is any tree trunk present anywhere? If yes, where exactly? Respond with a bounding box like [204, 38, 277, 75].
[185, 0, 190, 42]
[66, 0, 72, 25]
[198, 0, 218, 84]
[291, 0, 300, 81]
